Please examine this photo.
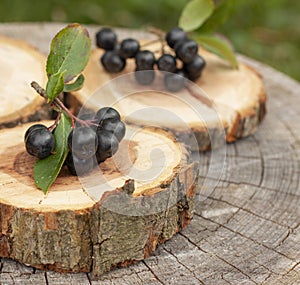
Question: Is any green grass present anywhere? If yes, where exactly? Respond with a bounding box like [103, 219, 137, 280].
[0, 0, 299, 81]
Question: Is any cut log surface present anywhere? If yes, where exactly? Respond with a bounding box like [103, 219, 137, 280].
[0, 23, 300, 284]
[0, 121, 197, 276]
[0, 35, 47, 128]
[74, 41, 266, 151]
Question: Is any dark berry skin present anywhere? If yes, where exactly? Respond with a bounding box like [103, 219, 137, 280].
[101, 120, 126, 142]
[166, 27, 187, 49]
[119, 38, 140, 59]
[157, 54, 177, 73]
[24, 124, 47, 142]
[101, 51, 126, 73]
[135, 50, 156, 70]
[65, 152, 95, 176]
[25, 128, 55, 159]
[94, 107, 121, 125]
[175, 39, 198, 64]
[96, 28, 117, 50]
[164, 69, 186, 92]
[68, 127, 98, 159]
[184, 54, 206, 80]
[96, 130, 119, 163]
[135, 69, 155, 85]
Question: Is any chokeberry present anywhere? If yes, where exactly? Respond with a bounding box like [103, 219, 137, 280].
[101, 120, 126, 142]
[135, 69, 155, 85]
[25, 127, 55, 159]
[96, 28, 117, 50]
[165, 27, 187, 49]
[65, 152, 95, 176]
[96, 130, 119, 163]
[94, 107, 121, 125]
[157, 54, 177, 73]
[101, 51, 126, 73]
[184, 54, 206, 80]
[135, 50, 156, 70]
[175, 39, 198, 64]
[164, 69, 186, 92]
[119, 38, 140, 59]
[68, 127, 98, 159]
[24, 124, 47, 142]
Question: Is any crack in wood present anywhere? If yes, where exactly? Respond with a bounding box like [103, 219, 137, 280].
[178, 232, 258, 284]
[162, 247, 205, 284]
[200, 194, 295, 230]
[142, 260, 166, 285]
[201, 215, 296, 263]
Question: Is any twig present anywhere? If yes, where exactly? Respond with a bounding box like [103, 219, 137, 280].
[31, 81, 96, 128]
[48, 111, 61, 132]
[147, 27, 166, 54]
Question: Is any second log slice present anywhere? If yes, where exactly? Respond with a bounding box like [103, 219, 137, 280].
[73, 42, 266, 151]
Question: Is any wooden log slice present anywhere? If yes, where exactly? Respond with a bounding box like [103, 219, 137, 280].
[0, 36, 47, 128]
[0, 121, 197, 276]
[73, 41, 266, 151]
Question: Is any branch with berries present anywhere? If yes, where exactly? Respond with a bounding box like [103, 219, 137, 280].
[94, 0, 238, 93]
[25, 23, 126, 194]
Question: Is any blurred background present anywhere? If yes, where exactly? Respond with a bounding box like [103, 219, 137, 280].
[0, 0, 299, 81]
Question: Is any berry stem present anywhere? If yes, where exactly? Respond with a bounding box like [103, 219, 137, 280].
[140, 39, 161, 48]
[48, 111, 61, 132]
[31, 81, 95, 128]
[146, 27, 166, 55]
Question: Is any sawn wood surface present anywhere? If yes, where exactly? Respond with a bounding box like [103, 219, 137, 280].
[0, 23, 300, 284]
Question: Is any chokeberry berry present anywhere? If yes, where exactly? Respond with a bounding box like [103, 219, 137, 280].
[101, 120, 126, 142]
[68, 127, 98, 159]
[65, 152, 95, 176]
[135, 50, 156, 70]
[135, 69, 155, 85]
[96, 130, 119, 163]
[101, 51, 126, 73]
[119, 38, 140, 59]
[96, 28, 117, 50]
[184, 54, 206, 80]
[175, 39, 198, 64]
[25, 127, 55, 159]
[157, 54, 177, 73]
[165, 27, 187, 49]
[94, 107, 121, 125]
[24, 124, 47, 142]
[164, 69, 186, 92]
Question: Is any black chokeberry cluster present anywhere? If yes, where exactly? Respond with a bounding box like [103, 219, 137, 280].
[95, 27, 206, 92]
[24, 107, 126, 176]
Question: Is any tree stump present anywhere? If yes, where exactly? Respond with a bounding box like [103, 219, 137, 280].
[0, 121, 197, 276]
[73, 42, 266, 151]
[1, 23, 300, 284]
[0, 36, 47, 128]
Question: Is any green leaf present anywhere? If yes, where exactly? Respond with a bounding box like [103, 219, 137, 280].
[198, 0, 238, 33]
[34, 113, 72, 194]
[179, 0, 215, 32]
[196, 34, 238, 68]
[46, 71, 65, 102]
[63, 74, 85, 92]
[46, 23, 91, 83]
